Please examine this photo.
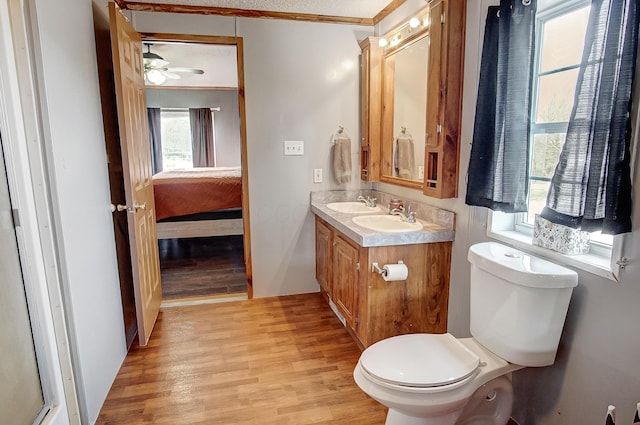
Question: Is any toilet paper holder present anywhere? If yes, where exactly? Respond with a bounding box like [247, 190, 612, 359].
[371, 260, 404, 276]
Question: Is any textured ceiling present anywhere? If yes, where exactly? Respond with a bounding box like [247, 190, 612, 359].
[128, 0, 394, 19]
[138, 0, 399, 87]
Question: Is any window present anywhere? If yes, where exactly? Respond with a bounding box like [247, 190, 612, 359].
[488, 0, 622, 279]
[160, 109, 192, 170]
[526, 3, 590, 225]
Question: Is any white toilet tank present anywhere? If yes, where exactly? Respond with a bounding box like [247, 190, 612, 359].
[467, 242, 578, 367]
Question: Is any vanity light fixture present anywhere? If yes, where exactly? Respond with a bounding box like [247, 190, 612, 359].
[379, 7, 430, 50]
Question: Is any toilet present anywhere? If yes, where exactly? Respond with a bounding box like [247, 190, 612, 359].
[353, 242, 578, 425]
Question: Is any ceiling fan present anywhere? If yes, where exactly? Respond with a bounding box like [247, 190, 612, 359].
[143, 44, 205, 85]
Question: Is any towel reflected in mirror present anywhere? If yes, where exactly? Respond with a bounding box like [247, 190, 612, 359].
[394, 136, 415, 179]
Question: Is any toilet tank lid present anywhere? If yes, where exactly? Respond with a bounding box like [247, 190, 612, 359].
[468, 242, 578, 288]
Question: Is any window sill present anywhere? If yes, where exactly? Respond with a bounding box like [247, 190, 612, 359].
[487, 228, 619, 282]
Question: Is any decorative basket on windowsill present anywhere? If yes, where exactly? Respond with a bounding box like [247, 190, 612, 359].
[532, 214, 590, 255]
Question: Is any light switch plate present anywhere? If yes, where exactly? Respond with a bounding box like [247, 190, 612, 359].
[284, 140, 304, 156]
[418, 165, 425, 180]
[313, 168, 323, 183]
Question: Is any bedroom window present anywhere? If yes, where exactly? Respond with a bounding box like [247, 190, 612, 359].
[160, 109, 192, 170]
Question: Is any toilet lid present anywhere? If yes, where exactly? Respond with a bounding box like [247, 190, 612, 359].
[359, 333, 480, 388]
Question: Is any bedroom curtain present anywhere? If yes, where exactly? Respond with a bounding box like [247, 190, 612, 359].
[465, 0, 537, 213]
[189, 108, 215, 168]
[147, 108, 163, 173]
[541, 0, 639, 235]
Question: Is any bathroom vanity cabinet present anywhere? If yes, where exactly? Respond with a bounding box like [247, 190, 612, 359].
[315, 216, 451, 348]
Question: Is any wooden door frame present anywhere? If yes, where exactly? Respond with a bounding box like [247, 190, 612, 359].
[139, 33, 253, 298]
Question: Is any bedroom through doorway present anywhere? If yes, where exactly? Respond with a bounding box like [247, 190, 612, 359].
[143, 36, 251, 302]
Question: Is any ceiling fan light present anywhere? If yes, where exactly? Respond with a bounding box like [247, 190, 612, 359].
[146, 69, 166, 85]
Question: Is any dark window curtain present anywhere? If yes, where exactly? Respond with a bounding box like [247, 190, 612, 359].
[189, 108, 215, 168]
[466, 0, 537, 213]
[542, 0, 639, 235]
[147, 108, 163, 173]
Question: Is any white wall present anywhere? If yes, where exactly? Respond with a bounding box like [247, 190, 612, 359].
[31, 0, 127, 423]
[133, 11, 373, 297]
[377, 1, 640, 423]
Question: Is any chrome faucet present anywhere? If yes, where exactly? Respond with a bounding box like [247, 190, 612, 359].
[357, 195, 377, 207]
[389, 205, 417, 223]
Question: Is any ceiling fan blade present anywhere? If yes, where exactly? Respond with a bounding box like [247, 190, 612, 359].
[161, 70, 181, 80]
[166, 67, 205, 75]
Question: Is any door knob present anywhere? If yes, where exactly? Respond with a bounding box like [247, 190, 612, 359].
[111, 203, 127, 212]
[133, 202, 147, 211]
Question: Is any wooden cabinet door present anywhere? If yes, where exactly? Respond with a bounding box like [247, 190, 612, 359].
[358, 37, 382, 181]
[315, 217, 332, 295]
[423, 0, 466, 198]
[332, 234, 359, 328]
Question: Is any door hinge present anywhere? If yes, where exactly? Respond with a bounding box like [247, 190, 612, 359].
[355, 317, 360, 325]
[11, 208, 20, 228]
[441, 12, 446, 24]
[616, 257, 629, 270]
[356, 262, 360, 271]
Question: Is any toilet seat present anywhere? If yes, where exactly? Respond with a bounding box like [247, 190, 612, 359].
[359, 333, 480, 389]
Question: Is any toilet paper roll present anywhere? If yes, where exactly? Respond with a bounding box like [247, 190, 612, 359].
[382, 263, 408, 281]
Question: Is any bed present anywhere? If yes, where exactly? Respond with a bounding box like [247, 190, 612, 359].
[152, 167, 243, 239]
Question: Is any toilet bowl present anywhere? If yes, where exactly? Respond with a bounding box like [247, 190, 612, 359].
[353, 242, 578, 425]
[353, 335, 521, 425]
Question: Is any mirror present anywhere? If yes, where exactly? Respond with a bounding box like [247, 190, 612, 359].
[380, 30, 429, 188]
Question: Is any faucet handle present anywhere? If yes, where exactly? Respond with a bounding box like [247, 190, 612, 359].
[405, 207, 417, 223]
[368, 197, 377, 207]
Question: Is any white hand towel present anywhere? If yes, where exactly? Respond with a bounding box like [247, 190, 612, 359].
[332, 137, 352, 184]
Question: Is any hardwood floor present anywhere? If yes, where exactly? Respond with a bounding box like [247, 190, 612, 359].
[97, 292, 388, 425]
[159, 235, 247, 299]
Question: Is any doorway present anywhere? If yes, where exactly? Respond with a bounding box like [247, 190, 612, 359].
[141, 36, 252, 303]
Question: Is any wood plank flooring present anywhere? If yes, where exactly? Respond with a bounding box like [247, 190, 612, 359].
[96, 292, 388, 425]
[159, 235, 247, 299]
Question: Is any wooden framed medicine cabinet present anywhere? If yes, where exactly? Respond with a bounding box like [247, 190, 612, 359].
[359, 0, 466, 199]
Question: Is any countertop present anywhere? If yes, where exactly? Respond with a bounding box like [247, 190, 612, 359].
[310, 190, 455, 248]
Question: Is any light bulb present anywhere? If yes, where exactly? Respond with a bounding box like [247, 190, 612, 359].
[409, 17, 420, 28]
[146, 69, 166, 85]
[378, 38, 389, 47]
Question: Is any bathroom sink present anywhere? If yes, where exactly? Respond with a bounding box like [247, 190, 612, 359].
[352, 215, 423, 233]
[326, 202, 381, 214]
